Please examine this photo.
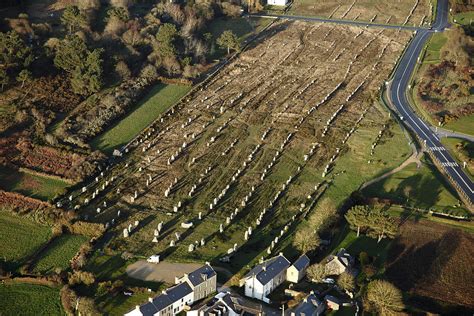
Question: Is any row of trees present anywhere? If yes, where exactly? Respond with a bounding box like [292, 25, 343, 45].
[345, 205, 398, 242]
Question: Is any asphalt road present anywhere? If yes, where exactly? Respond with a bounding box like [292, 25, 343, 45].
[388, 0, 474, 205]
[251, 0, 473, 205]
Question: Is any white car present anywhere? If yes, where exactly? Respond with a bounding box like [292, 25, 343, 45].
[322, 278, 335, 284]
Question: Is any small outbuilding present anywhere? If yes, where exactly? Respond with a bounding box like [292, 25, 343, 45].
[325, 248, 354, 275]
[146, 255, 160, 264]
[267, 0, 288, 6]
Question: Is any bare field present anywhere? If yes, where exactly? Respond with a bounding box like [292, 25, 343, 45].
[289, 0, 432, 26]
[386, 219, 474, 310]
[66, 21, 412, 269]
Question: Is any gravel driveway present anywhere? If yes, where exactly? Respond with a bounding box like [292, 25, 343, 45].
[126, 261, 202, 283]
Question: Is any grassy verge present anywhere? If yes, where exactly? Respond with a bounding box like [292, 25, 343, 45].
[361, 154, 467, 213]
[443, 114, 474, 137]
[453, 11, 474, 26]
[32, 234, 89, 274]
[0, 282, 64, 315]
[90, 83, 191, 154]
[440, 137, 473, 180]
[0, 210, 52, 271]
[0, 165, 70, 201]
[423, 32, 447, 63]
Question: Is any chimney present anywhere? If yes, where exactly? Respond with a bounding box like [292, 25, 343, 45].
[135, 305, 140, 310]
[162, 289, 167, 295]
[279, 252, 283, 256]
[149, 297, 153, 303]
[205, 261, 210, 266]
[262, 265, 266, 271]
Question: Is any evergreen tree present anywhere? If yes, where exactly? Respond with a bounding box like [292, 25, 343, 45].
[0, 68, 8, 91]
[0, 30, 33, 71]
[345, 205, 370, 237]
[54, 35, 103, 95]
[156, 23, 178, 57]
[217, 30, 240, 54]
[61, 6, 87, 33]
[16, 69, 32, 88]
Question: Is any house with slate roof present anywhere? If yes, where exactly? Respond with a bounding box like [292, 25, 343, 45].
[286, 254, 310, 283]
[240, 253, 291, 303]
[187, 291, 264, 316]
[175, 263, 217, 302]
[125, 264, 216, 316]
[325, 249, 354, 275]
[289, 293, 325, 316]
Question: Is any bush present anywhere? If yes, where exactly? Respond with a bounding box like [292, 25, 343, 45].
[359, 251, 370, 266]
[68, 270, 95, 286]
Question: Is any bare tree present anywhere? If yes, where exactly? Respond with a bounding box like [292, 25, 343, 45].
[293, 227, 320, 253]
[306, 264, 327, 282]
[365, 280, 404, 316]
[337, 272, 355, 292]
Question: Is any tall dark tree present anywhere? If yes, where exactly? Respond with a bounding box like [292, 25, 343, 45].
[54, 35, 103, 95]
[0, 30, 33, 72]
[61, 6, 87, 33]
[155, 23, 178, 57]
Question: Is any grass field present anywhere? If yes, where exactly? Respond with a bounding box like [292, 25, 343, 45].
[453, 11, 474, 25]
[0, 211, 51, 271]
[0, 282, 64, 315]
[423, 32, 447, 63]
[444, 114, 474, 137]
[32, 234, 88, 274]
[90, 83, 191, 154]
[0, 166, 70, 201]
[361, 155, 466, 213]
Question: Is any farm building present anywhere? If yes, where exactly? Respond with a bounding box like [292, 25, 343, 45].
[289, 293, 325, 316]
[240, 253, 291, 302]
[267, 0, 288, 6]
[325, 248, 354, 275]
[126, 264, 217, 316]
[286, 254, 310, 283]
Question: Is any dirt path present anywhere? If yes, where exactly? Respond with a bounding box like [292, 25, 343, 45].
[360, 152, 421, 190]
[126, 261, 202, 283]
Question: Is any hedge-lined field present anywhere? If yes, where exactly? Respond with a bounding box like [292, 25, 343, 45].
[32, 234, 89, 274]
[0, 165, 70, 201]
[90, 83, 191, 154]
[0, 211, 51, 271]
[0, 283, 64, 315]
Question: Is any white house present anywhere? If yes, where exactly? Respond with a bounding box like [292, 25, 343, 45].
[240, 253, 291, 303]
[286, 254, 310, 283]
[267, 0, 288, 6]
[125, 282, 193, 316]
[125, 264, 217, 316]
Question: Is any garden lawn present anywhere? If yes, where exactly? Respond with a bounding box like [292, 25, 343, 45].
[0, 166, 70, 201]
[0, 282, 64, 316]
[362, 155, 466, 213]
[32, 234, 88, 274]
[0, 211, 51, 271]
[90, 83, 191, 154]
